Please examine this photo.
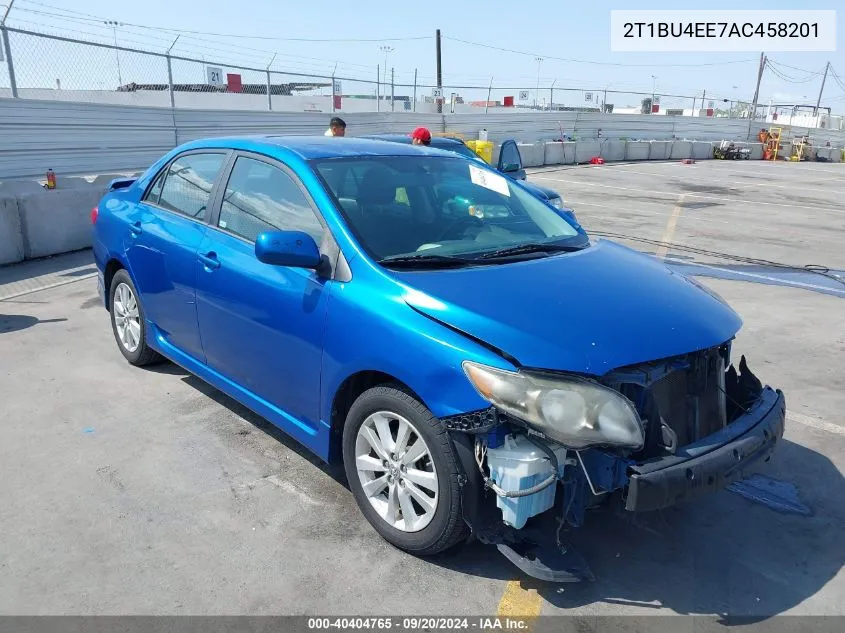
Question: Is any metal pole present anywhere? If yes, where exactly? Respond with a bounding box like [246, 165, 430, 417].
[376, 64, 380, 112]
[413, 68, 417, 113]
[166, 55, 175, 109]
[534, 57, 542, 108]
[435, 29, 442, 114]
[550, 79, 556, 112]
[391, 67, 395, 112]
[701, 89, 706, 112]
[485, 77, 492, 114]
[746, 52, 766, 141]
[690, 94, 696, 115]
[1, 0, 15, 25]
[265, 53, 276, 111]
[814, 61, 830, 115]
[331, 74, 336, 113]
[1, 27, 17, 98]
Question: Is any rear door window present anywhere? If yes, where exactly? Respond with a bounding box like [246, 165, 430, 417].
[152, 153, 227, 220]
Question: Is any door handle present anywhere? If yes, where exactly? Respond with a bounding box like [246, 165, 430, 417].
[198, 251, 221, 270]
[129, 221, 142, 237]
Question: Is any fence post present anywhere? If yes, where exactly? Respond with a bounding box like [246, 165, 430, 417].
[267, 70, 273, 111]
[1, 27, 18, 99]
[413, 68, 417, 113]
[331, 74, 336, 113]
[166, 54, 175, 109]
[391, 67, 395, 112]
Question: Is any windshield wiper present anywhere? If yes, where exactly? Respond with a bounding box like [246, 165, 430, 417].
[477, 242, 584, 260]
[378, 253, 479, 269]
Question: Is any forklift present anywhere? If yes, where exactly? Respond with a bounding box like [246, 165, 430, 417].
[712, 140, 751, 160]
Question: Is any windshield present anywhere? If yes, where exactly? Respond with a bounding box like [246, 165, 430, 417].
[312, 155, 585, 264]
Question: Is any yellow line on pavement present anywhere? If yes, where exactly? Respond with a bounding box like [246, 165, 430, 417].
[656, 194, 686, 259]
[495, 580, 543, 626]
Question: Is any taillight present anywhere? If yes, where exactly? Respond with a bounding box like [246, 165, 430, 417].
[91, 206, 99, 224]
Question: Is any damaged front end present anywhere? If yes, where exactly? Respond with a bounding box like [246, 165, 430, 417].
[444, 344, 786, 583]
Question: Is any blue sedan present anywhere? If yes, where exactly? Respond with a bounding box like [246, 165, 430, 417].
[92, 136, 784, 582]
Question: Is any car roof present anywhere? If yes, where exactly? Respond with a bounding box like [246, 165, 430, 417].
[173, 135, 461, 161]
[362, 133, 467, 148]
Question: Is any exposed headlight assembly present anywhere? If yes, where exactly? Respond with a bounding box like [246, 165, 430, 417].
[463, 361, 644, 450]
[549, 196, 563, 208]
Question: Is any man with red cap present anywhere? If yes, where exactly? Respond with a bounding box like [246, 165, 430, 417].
[411, 127, 432, 146]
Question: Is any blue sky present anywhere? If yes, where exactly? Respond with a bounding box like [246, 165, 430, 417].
[3, 0, 843, 109]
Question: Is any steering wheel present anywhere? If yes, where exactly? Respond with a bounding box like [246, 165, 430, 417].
[436, 215, 484, 242]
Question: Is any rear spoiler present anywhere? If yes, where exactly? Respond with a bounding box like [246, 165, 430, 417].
[106, 177, 136, 192]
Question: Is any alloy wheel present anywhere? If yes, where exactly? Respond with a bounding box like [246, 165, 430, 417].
[354, 411, 439, 532]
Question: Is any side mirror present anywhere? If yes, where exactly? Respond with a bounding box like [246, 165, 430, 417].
[255, 230, 322, 269]
[500, 162, 520, 173]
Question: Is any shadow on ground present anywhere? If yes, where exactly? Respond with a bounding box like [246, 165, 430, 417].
[142, 361, 844, 619]
[0, 314, 67, 333]
[431, 438, 845, 619]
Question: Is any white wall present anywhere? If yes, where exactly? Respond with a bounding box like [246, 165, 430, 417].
[3, 97, 845, 180]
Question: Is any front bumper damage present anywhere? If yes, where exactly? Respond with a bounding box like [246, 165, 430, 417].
[445, 354, 785, 584]
[625, 386, 785, 512]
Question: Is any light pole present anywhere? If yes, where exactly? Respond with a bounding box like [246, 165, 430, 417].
[650, 75, 657, 114]
[379, 45, 394, 86]
[534, 57, 543, 109]
[104, 20, 123, 86]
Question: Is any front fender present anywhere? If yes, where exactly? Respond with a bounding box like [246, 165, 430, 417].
[319, 270, 514, 427]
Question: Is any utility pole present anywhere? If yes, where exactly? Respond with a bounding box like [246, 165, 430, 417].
[746, 52, 766, 141]
[650, 75, 657, 114]
[701, 89, 706, 112]
[413, 68, 417, 113]
[435, 29, 442, 114]
[814, 61, 830, 115]
[391, 67, 395, 112]
[376, 64, 380, 112]
[485, 76, 492, 114]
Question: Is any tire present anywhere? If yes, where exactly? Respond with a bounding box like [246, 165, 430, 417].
[108, 269, 162, 366]
[342, 383, 468, 555]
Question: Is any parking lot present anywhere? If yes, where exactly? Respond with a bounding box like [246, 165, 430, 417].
[1, 159, 843, 617]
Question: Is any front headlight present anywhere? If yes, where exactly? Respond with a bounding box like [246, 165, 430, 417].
[549, 196, 563, 208]
[463, 361, 644, 450]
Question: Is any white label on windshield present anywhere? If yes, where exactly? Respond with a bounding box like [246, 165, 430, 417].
[469, 164, 510, 197]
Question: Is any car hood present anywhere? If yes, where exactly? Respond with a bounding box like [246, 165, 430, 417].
[522, 181, 559, 200]
[396, 239, 742, 375]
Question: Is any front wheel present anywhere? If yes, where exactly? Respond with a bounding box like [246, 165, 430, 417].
[342, 384, 468, 555]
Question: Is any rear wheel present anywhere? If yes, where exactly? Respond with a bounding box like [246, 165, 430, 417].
[108, 269, 161, 366]
[342, 384, 468, 555]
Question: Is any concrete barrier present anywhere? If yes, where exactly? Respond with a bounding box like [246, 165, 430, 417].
[748, 143, 764, 160]
[625, 141, 650, 161]
[0, 196, 24, 265]
[829, 148, 841, 163]
[574, 139, 600, 163]
[692, 142, 712, 160]
[17, 188, 104, 259]
[599, 140, 626, 162]
[649, 141, 672, 160]
[669, 141, 693, 160]
[561, 142, 576, 165]
[518, 143, 545, 168]
[0, 180, 45, 195]
[543, 142, 565, 165]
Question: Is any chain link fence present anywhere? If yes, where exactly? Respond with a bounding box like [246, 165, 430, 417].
[1, 26, 749, 119]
